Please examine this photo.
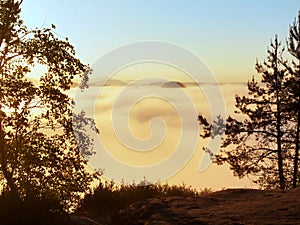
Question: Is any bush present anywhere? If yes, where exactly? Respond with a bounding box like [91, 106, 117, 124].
[0, 191, 72, 225]
[77, 180, 209, 214]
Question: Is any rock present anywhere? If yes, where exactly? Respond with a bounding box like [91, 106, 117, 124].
[108, 188, 300, 225]
[70, 215, 98, 225]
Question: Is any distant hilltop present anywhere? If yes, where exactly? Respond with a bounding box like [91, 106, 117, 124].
[161, 81, 186, 88]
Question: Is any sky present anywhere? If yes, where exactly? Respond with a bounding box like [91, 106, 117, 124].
[21, 0, 300, 81]
[20, 1, 300, 189]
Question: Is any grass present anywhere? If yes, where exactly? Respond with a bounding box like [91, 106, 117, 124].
[77, 179, 212, 215]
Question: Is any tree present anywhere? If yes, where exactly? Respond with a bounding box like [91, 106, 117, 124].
[0, 0, 98, 209]
[285, 10, 300, 188]
[199, 36, 290, 189]
[199, 11, 300, 189]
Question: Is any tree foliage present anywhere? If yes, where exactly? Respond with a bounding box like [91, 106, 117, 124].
[199, 12, 300, 189]
[285, 11, 300, 188]
[0, 0, 98, 209]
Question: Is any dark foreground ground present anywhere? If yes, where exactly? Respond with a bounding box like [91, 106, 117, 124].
[74, 188, 300, 225]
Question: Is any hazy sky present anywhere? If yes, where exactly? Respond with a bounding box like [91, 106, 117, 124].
[20, 1, 300, 189]
[21, 0, 300, 81]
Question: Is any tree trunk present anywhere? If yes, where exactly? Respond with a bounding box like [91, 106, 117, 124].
[0, 120, 17, 193]
[276, 112, 285, 189]
[274, 38, 285, 189]
[293, 111, 300, 188]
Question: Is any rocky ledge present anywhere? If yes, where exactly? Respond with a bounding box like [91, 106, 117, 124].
[107, 188, 300, 225]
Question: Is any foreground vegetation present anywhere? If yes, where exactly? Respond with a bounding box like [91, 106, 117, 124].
[0, 180, 211, 225]
[0, 191, 73, 225]
[77, 180, 210, 213]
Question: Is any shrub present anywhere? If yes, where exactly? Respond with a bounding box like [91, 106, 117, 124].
[77, 179, 208, 214]
[0, 191, 72, 225]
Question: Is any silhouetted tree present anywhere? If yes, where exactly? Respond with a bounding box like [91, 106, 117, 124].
[284, 10, 300, 188]
[199, 11, 300, 189]
[0, 0, 98, 210]
[199, 36, 290, 189]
